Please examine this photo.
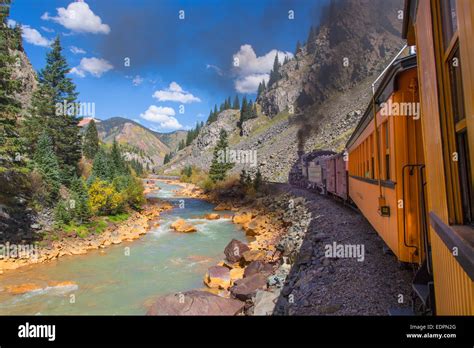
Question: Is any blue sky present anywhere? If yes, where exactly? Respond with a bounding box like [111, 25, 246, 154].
[9, 0, 326, 132]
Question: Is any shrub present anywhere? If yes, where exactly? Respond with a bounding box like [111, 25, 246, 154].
[124, 176, 145, 210]
[54, 200, 71, 225]
[88, 179, 125, 216]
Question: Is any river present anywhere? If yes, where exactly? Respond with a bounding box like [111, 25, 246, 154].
[0, 181, 246, 315]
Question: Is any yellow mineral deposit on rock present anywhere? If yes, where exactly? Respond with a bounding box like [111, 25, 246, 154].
[203, 265, 231, 289]
[205, 213, 220, 220]
[170, 219, 197, 233]
[5, 283, 43, 295]
[232, 212, 253, 225]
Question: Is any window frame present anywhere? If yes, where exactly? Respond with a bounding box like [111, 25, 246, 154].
[432, 0, 473, 225]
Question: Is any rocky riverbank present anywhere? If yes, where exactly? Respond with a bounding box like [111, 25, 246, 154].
[0, 186, 172, 275]
[147, 182, 312, 315]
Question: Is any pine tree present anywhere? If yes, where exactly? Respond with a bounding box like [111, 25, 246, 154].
[209, 129, 233, 182]
[83, 119, 99, 160]
[307, 26, 317, 54]
[295, 40, 302, 55]
[90, 147, 112, 182]
[163, 153, 170, 164]
[33, 132, 61, 202]
[26, 36, 81, 183]
[0, 2, 24, 175]
[268, 54, 281, 88]
[254, 168, 262, 191]
[232, 95, 240, 109]
[110, 139, 128, 176]
[257, 82, 264, 97]
[70, 176, 91, 224]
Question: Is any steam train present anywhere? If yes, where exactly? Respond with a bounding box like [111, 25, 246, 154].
[289, 0, 474, 316]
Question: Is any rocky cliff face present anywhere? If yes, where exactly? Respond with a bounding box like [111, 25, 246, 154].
[163, 0, 404, 182]
[9, 48, 37, 113]
[258, 0, 403, 117]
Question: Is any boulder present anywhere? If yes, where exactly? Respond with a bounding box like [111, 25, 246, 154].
[223, 239, 250, 263]
[242, 216, 268, 236]
[205, 213, 220, 220]
[229, 267, 245, 283]
[170, 219, 197, 233]
[253, 289, 281, 315]
[241, 250, 266, 264]
[214, 202, 233, 211]
[244, 261, 274, 278]
[147, 290, 245, 315]
[232, 212, 252, 225]
[230, 273, 268, 301]
[204, 265, 231, 289]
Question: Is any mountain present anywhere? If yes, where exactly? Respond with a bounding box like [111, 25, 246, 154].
[161, 0, 404, 182]
[96, 117, 170, 168]
[155, 130, 188, 153]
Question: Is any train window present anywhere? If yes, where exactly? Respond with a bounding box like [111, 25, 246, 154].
[448, 48, 465, 124]
[384, 122, 390, 180]
[440, 0, 458, 50]
[435, 0, 473, 225]
[371, 157, 375, 179]
[456, 131, 473, 224]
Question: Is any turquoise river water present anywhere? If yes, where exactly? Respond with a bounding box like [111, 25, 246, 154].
[0, 181, 246, 315]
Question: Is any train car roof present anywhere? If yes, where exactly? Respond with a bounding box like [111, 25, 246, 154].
[345, 54, 417, 150]
[302, 150, 337, 162]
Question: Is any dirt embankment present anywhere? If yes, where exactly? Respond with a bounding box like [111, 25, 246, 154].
[0, 182, 172, 275]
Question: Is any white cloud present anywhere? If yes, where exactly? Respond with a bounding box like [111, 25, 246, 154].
[132, 75, 144, 86]
[42, 1, 110, 34]
[70, 46, 86, 54]
[21, 25, 53, 47]
[235, 73, 270, 94]
[206, 64, 223, 76]
[140, 105, 182, 130]
[152, 82, 201, 103]
[232, 44, 293, 93]
[41, 26, 54, 33]
[70, 57, 113, 77]
[7, 19, 16, 28]
[7, 20, 53, 48]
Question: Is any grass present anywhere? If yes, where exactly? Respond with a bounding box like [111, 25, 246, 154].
[106, 213, 130, 223]
[61, 213, 129, 238]
[248, 110, 290, 138]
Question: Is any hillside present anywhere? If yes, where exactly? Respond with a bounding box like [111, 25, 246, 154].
[97, 117, 170, 168]
[155, 130, 188, 153]
[162, 0, 404, 182]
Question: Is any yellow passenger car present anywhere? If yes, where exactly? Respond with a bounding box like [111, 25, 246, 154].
[403, 0, 473, 315]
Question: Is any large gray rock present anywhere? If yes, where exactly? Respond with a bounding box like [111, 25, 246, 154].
[230, 273, 267, 301]
[224, 239, 250, 263]
[244, 261, 274, 278]
[147, 290, 245, 315]
[253, 289, 281, 316]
